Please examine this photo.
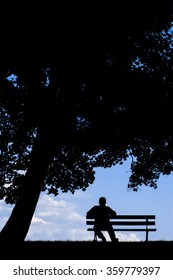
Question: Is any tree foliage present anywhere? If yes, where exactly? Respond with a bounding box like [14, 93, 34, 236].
[1, 1, 173, 206]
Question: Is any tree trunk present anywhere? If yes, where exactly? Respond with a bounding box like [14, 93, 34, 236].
[0, 128, 55, 242]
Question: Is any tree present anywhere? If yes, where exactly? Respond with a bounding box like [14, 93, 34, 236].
[0, 1, 173, 241]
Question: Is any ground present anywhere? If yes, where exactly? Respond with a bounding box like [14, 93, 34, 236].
[0, 241, 172, 260]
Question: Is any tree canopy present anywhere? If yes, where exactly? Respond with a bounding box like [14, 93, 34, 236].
[1, 1, 173, 241]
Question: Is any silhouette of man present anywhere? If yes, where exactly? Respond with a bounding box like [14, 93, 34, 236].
[86, 197, 118, 242]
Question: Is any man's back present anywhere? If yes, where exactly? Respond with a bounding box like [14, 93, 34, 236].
[87, 204, 116, 227]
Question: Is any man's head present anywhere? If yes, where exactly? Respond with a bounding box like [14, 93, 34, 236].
[99, 197, 106, 206]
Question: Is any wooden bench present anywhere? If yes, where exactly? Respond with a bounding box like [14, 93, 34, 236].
[86, 215, 156, 242]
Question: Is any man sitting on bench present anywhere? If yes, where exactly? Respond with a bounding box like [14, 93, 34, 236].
[86, 197, 118, 242]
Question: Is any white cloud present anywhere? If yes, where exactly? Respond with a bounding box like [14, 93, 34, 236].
[117, 233, 141, 242]
[26, 194, 87, 240]
[67, 212, 85, 222]
[39, 195, 67, 208]
[32, 216, 51, 225]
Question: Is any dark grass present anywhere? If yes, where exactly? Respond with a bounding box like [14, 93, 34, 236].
[0, 240, 173, 260]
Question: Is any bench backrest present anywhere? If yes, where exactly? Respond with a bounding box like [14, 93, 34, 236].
[86, 215, 156, 226]
[86, 215, 156, 241]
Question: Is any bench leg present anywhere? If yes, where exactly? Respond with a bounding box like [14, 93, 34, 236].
[146, 230, 148, 242]
[94, 232, 97, 241]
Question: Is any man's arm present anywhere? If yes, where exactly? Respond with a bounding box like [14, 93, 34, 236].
[86, 206, 96, 218]
[108, 207, 117, 218]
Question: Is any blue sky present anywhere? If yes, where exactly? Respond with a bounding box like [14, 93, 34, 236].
[0, 157, 173, 242]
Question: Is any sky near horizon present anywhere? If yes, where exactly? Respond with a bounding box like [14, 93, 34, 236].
[0, 157, 173, 242]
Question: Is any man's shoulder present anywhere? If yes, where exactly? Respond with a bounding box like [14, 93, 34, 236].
[86, 205, 98, 218]
[106, 205, 114, 209]
[87, 205, 98, 214]
[89, 205, 98, 210]
[106, 206, 116, 213]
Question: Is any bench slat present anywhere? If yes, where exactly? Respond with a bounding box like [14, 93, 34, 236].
[87, 228, 157, 232]
[111, 215, 155, 219]
[86, 221, 155, 226]
[86, 215, 155, 219]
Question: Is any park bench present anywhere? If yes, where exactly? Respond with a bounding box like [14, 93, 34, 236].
[86, 215, 156, 242]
